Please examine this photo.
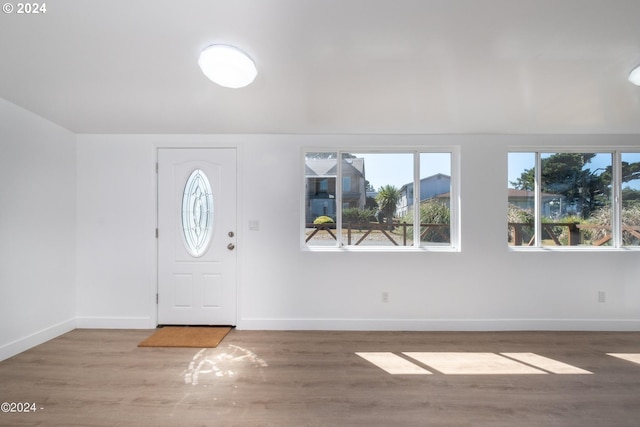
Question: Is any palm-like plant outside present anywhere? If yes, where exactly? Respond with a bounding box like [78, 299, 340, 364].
[376, 185, 401, 226]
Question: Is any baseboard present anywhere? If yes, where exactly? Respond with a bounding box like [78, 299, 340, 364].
[0, 318, 76, 362]
[237, 318, 640, 331]
[75, 316, 155, 329]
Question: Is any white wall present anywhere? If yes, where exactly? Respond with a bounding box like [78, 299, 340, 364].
[75, 134, 640, 331]
[0, 99, 76, 361]
[2, 104, 635, 361]
[75, 136, 156, 328]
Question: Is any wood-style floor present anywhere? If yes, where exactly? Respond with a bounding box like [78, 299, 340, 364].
[1, 329, 640, 426]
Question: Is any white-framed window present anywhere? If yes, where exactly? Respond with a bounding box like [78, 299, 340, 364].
[508, 149, 640, 249]
[303, 149, 458, 250]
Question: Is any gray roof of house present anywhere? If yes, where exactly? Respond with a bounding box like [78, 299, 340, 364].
[305, 159, 336, 176]
[306, 157, 364, 176]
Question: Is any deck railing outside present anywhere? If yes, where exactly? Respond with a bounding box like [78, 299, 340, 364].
[306, 222, 450, 246]
[508, 222, 640, 246]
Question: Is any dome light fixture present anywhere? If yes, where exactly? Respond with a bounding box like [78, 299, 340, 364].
[198, 44, 257, 88]
[629, 64, 640, 86]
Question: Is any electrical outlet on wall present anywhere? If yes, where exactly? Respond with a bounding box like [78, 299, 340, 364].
[598, 291, 606, 303]
[382, 292, 389, 303]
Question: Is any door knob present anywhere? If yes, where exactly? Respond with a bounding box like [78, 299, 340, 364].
[227, 243, 235, 250]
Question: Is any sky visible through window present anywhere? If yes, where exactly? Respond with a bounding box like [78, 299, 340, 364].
[508, 152, 640, 191]
[355, 153, 451, 191]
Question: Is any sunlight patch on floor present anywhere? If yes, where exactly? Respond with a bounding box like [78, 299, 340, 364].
[501, 352, 592, 374]
[356, 352, 432, 374]
[358, 352, 592, 375]
[608, 353, 640, 365]
[184, 344, 268, 385]
[404, 352, 546, 375]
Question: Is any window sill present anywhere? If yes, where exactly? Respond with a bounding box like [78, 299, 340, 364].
[302, 245, 460, 253]
[508, 246, 640, 252]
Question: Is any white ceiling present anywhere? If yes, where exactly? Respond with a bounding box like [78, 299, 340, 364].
[1, 0, 640, 134]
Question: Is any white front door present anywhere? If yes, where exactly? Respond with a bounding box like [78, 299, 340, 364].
[157, 148, 237, 325]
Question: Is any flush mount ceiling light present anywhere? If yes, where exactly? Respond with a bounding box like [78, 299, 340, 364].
[629, 64, 640, 86]
[198, 44, 257, 88]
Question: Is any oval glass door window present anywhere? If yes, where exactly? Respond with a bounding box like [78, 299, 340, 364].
[181, 169, 214, 257]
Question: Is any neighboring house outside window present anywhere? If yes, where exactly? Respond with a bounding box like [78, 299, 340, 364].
[304, 150, 457, 250]
[305, 156, 367, 223]
[397, 173, 451, 217]
[508, 189, 566, 219]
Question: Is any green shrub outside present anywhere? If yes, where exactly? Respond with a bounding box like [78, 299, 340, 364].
[401, 201, 450, 242]
[313, 215, 335, 225]
[587, 205, 640, 245]
[507, 204, 534, 244]
[508, 203, 640, 246]
[342, 208, 377, 224]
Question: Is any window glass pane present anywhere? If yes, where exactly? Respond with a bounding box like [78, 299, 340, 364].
[621, 152, 640, 246]
[304, 150, 456, 249]
[343, 176, 351, 191]
[508, 153, 536, 246]
[305, 152, 337, 246]
[343, 153, 413, 246]
[417, 153, 451, 245]
[182, 169, 214, 257]
[540, 153, 612, 247]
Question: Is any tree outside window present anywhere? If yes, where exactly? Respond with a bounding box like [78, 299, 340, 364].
[508, 151, 640, 248]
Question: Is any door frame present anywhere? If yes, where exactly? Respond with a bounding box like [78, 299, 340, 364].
[154, 144, 241, 327]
